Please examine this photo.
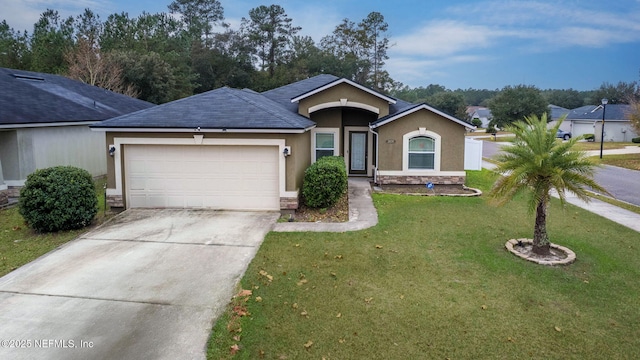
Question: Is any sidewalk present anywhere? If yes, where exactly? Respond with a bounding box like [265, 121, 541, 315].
[272, 178, 378, 232]
[482, 160, 640, 233]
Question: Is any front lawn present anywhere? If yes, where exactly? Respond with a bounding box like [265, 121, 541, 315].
[572, 141, 636, 151]
[0, 178, 111, 277]
[597, 153, 640, 171]
[208, 170, 640, 359]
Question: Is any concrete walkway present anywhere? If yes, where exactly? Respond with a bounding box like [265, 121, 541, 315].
[273, 178, 378, 232]
[482, 160, 640, 233]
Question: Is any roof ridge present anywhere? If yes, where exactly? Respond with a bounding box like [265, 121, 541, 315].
[229, 88, 304, 127]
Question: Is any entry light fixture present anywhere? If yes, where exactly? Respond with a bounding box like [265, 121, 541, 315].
[109, 145, 116, 157]
[283, 146, 291, 157]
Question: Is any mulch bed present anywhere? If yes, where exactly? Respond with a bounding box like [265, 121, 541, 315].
[293, 191, 349, 222]
[374, 184, 479, 195]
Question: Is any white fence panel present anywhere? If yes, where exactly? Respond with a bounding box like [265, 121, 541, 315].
[464, 138, 483, 170]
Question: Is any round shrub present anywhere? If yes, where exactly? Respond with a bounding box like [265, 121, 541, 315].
[19, 166, 98, 232]
[302, 156, 348, 208]
[632, 137, 640, 143]
[471, 119, 482, 128]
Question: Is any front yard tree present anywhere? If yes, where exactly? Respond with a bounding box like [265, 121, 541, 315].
[489, 114, 608, 255]
[488, 85, 548, 128]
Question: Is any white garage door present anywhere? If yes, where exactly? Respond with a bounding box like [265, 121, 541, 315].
[125, 145, 280, 210]
[571, 121, 595, 137]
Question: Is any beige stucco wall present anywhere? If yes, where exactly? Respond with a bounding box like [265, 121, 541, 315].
[104, 131, 310, 194]
[376, 110, 467, 171]
[298, 83, 390, 118]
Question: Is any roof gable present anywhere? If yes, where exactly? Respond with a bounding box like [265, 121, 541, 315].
[371, 103, 474, 129]
[290, 78, 396, 105]
[0, 67, 154, 127]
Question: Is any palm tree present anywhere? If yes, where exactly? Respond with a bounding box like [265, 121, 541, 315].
[489, 114, 609, 255]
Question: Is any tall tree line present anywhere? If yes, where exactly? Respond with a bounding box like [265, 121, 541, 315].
[0, 1, 394, 103]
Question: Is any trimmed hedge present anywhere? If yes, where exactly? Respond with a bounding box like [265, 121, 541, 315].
[584, 134, 595, 141]
[302, 156, 348, 208]
[632, 137, 640, 143]
[19, 166, 98, 233]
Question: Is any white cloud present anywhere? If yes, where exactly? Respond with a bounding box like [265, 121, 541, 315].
[0, 0, 113, 31]
[393, 21, 495, 57]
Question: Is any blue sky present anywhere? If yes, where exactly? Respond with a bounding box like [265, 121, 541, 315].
[2, 0, 639, 91]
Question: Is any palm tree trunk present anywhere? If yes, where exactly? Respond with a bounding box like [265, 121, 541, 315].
[533, 199, 550, 255]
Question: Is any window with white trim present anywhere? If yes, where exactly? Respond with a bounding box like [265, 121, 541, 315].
[311, 128, 339, 162]
[315, 133, 335, 159]
[402, 129, 441, 172]
[408, 136, 435, 169]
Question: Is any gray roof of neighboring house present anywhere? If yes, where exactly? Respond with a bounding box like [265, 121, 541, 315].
[548, 105, 570, 121]
[0, 67, 154, 127]
[566, 104, 631, 121]
[473, 108, 492, 118]
[92, 87, 316, 131]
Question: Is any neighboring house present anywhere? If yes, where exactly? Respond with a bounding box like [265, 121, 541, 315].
[547, 104, 571, 132]
[92, 75, 475, 212]
[0, 67, 154, 205]
[565, 104, 637, 142]
[468, 107, 492, 128]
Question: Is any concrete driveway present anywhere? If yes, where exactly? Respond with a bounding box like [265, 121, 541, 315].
[0, 209, 278, 360]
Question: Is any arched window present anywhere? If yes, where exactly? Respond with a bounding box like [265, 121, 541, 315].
[408, 136, 435, 169]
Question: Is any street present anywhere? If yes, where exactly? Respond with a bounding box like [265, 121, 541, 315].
[480, 140, 640, 207]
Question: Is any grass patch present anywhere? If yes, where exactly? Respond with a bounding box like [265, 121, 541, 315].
[594, 153, 640, 171]
[572, 142, 636, 151]
[588, 192, 640, 215]
[0, 178, 112, 277]
[207, 170, 640, 359]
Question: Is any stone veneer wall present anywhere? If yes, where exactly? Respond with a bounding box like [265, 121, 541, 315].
[377, 175, 465, 185]
[106, 195, 124, 209]
[280, 197, 299, 210]
[0, 189, 8, 205]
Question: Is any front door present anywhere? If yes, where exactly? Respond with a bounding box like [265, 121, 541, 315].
[349, 132, 367, 175]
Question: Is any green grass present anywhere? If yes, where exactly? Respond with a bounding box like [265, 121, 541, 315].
[587, 192, 640, 215]
[208, 170, 640, 360]
[595, 153, 640, 171]
[0, 178, 112, 277]
[573, 142, 637, 151]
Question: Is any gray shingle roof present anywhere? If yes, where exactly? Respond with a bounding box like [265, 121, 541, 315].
[262, 74, 340, 112]
[566, 104, 631, 121]
[0, 67, 154, 127]
[92, 87, 316, 130]
[93, 73, 470, 131]
[548, 105, 569, 121]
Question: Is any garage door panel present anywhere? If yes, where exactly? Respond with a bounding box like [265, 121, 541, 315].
[125, 145, 279, 210]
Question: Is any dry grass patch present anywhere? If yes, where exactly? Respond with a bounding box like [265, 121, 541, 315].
[597, 153, 640, 171]
[572, 142, 636, 151]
